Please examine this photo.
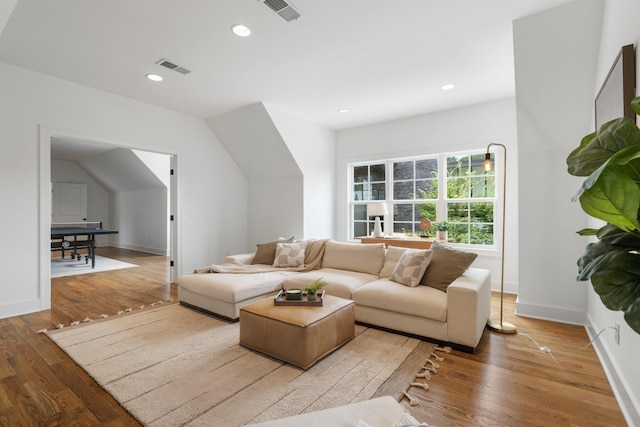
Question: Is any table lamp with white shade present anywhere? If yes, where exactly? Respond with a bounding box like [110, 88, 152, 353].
[367, 202, 388, 237]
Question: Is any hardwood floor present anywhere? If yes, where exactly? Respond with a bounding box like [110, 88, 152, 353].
[0, 248, 627, 426]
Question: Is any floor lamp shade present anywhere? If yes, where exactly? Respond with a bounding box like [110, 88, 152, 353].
[485, 143, 516, 334]
[367, 203, 388, 237]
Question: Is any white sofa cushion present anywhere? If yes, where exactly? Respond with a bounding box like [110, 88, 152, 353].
[379, 246, 408, 277]
[321, 240, 385, 275]
[178, 271, 295, 303]
[283, 268, 379, 300]
[352, 278, 447, 322]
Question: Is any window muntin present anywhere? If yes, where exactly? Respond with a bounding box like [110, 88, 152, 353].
[350, 150, 497, 247]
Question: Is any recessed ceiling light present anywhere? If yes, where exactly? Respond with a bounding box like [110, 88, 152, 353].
[146, 73, 163, 82]
[441, 84, 455, 90]
[231, 24, 251, 37]
[339, 108, 351, 114]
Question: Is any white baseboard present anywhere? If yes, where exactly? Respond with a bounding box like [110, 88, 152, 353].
[110, 242, 168, 256]
[586, 318, 640, 427]
[515, 300, 586, 326]
[0, 298, 48, 320]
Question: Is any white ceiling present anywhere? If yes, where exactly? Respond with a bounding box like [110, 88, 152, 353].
[0, 0, 573, 131]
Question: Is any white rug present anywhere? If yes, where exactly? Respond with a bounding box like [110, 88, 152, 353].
[46, 303, 438, 426]
[51, 255, 137, 278]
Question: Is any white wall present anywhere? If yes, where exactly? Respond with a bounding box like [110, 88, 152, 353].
[112, 188, 167, 255]
[588, 0, 640, 423]
[513, 0, 603, 325]
[336, 98, 519, 293]
[264, 103, 337, 240]
[207, 103, 304, 248]
[209, 102, 337, 248]
[0, 61, 248, 319]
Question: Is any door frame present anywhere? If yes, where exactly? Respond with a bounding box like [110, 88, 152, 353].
[38, 125, 181, 310]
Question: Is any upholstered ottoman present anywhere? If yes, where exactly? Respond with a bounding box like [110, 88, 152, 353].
[239, 295, 355, 369]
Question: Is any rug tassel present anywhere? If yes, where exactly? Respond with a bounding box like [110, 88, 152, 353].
[70, 321, 80, 326]
[415, 371, 431, 380]
[100, 314, 109, 319]
[421, 364, 437, 374]
[431, 352, 445, 362]
[37, 328, 48, 333]
[83, 317, 93, 323]
[403, 390, 419, 406]
[410, 381, 429, 391]
[56, 323, 64, 329]
[425, 359, 439, 369]
[125, 308, 133, 312]
[435, 345, 451, 353]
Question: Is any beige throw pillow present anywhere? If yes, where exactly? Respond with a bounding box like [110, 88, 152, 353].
[273, 241, 306, 268]
[421, 241, 477, 292]
[379, 246, 408, 278]
[251, 237, 294, 265]
[388, 250, 432, 287]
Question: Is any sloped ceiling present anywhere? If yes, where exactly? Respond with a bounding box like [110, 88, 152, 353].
[207, 102, 301, 179]
[51, 138, 165, 192]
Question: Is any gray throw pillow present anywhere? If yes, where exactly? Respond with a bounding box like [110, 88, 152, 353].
[420, 241, 477, 292]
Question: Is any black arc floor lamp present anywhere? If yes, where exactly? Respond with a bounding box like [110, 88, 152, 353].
[484, 143, 517, 334]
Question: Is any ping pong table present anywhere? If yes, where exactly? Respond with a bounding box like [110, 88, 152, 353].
[51, 222, 119, 269]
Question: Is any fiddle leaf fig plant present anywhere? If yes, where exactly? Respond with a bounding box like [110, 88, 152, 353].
[566, 95, 640, 334]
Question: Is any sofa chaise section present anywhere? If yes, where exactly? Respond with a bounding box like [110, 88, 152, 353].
[178, 270, 298, 320]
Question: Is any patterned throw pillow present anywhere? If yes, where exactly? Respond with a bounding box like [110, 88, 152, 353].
[388, 250, 432, 287]
[273, 241, 307, 268]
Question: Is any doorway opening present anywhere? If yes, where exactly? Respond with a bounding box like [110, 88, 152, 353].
[39, 125, 180, 311]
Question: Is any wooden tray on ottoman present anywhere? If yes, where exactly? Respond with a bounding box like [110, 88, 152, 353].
[274, 289, 325, 306]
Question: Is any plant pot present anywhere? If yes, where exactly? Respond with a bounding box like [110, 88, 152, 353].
[437, 231, 448, 241]
[307, 293, 317, 301]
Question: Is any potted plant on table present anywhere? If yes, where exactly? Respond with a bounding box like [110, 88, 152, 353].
[304, 278, 326, 301]
[433, 221, 450, 242]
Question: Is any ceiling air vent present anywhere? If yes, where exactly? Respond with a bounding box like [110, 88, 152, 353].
[155, 58, 192, 75]
[261, 0, 301, 22]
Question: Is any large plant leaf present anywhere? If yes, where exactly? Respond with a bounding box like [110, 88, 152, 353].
[567, 117, 640, 176]
[624, 299, 640, 334]
[598, 224, 640, 247]
[572, 144, 640, 231]
[576, 230, 640, 334]
[577, 167, 640, 231]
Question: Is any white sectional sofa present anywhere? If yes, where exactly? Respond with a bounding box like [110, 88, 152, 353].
[178, 239, 491, 352]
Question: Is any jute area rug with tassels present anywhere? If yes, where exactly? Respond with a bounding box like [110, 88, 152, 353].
[45, 302, 443, 426]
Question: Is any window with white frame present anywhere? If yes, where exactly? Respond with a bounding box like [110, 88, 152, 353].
[349, 150, 497, 246]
